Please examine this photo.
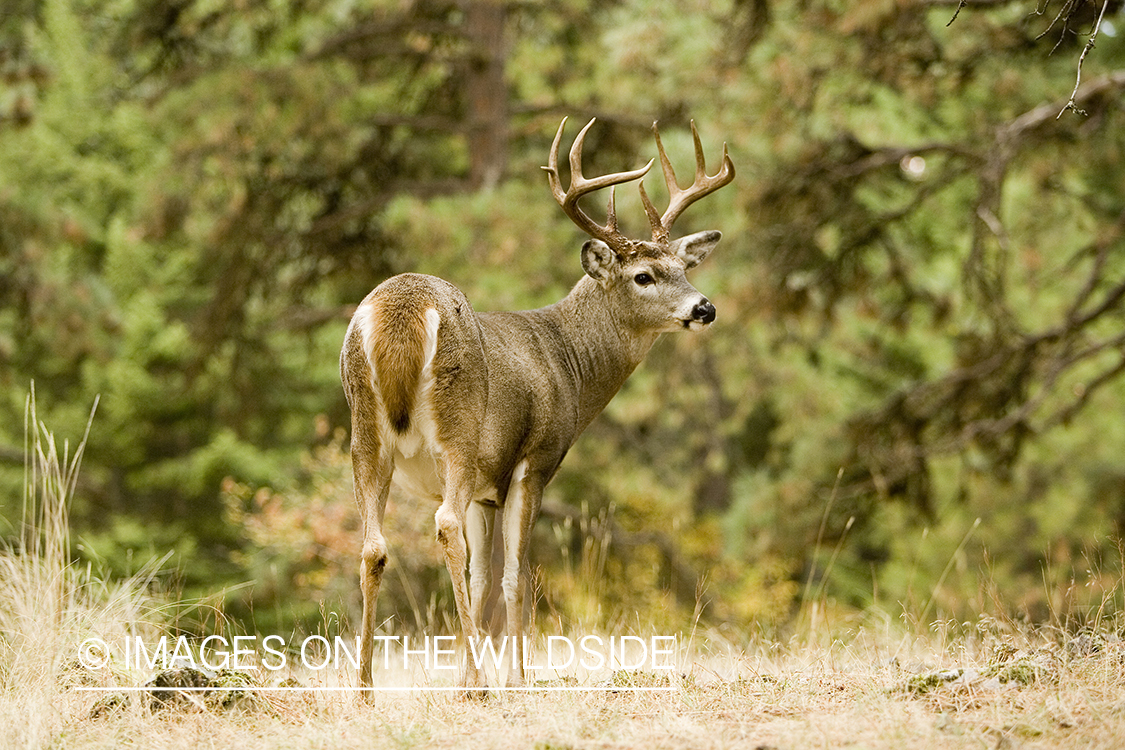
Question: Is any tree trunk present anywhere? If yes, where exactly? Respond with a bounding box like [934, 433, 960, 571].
[462, 0, 508, 190]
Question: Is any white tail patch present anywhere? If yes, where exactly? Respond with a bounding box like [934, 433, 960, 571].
[396, 308, 441, 459]
[351, 302, 443, 460]
[422, 308, 440, 371]
[352, 302, 381, 394]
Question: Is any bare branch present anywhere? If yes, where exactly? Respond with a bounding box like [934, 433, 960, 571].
[1058, 0, 1111, 118]
[948, 0, 968, 25]
[931, 0, 1027, 25]
[1036, 0, 1079, 47]
[937, 0, 1116, 106]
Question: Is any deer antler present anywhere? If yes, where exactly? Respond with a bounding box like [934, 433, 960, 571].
[544, 117, 653, 253]
[640, 120, 735, 243]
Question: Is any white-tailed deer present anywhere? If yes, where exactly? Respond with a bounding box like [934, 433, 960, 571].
[341, 117, 734, 690]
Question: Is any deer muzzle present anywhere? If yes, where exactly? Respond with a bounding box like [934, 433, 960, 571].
[692, 299, 716, 324]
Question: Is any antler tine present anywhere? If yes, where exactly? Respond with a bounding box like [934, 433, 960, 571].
[651, 120, 736, 239]
[543, 117, 653, 248]
[606, 185, 619, 232]
[637, 179, 665, 242]
[543, 116, 570, 205]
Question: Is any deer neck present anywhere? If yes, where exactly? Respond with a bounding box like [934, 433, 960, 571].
[553, 275, 660, 429]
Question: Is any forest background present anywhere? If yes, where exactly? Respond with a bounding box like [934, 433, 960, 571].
[2, 0, 1124, 642]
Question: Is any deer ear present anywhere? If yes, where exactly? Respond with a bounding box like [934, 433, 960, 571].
[671, 230, 722, 270]
[581, 239, 617, 282]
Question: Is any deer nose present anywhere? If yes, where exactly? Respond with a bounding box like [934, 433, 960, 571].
[692, 299, 716, 324]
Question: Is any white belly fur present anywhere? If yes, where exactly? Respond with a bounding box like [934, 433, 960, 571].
[391, 446, 498, 504]
[392, 447, 445, 501]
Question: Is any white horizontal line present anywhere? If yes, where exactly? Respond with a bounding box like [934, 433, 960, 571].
[75, 686, 677, 693]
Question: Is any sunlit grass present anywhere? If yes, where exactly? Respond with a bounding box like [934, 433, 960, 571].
[3, 394, 1125, 748]
[0, 391, 166, 748]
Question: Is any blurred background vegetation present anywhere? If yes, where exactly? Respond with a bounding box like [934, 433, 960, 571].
[2, 0, 1125, 639]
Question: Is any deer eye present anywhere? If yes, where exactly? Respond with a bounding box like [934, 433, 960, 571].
[633, 272, 654, 287]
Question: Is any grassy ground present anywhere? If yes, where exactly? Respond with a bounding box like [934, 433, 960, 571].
[4, 400, 1125, 749]
[9, 628, 1125, 750]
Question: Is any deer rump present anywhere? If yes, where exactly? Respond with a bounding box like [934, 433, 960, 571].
[344, 271, 573, 508]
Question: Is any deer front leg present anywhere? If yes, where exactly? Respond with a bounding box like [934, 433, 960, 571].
[434, 457, 485, 691]
[501, 461, 542, 688]
[353, 437, 394, 694]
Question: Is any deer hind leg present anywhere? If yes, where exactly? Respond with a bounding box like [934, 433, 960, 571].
[434, 455, 485, 690]
[501, 460, 541, 687]
[352, 432, 394, 692]
[466, 501, 496, 634]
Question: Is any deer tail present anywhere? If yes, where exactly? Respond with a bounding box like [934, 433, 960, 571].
[360, 298, 438, 435]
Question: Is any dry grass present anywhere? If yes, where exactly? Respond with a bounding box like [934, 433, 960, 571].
[4, 397, 1125, 749]
[21, 630, 1125, 750]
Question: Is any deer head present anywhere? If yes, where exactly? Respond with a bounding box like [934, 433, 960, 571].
[544, 117, 735, 332]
